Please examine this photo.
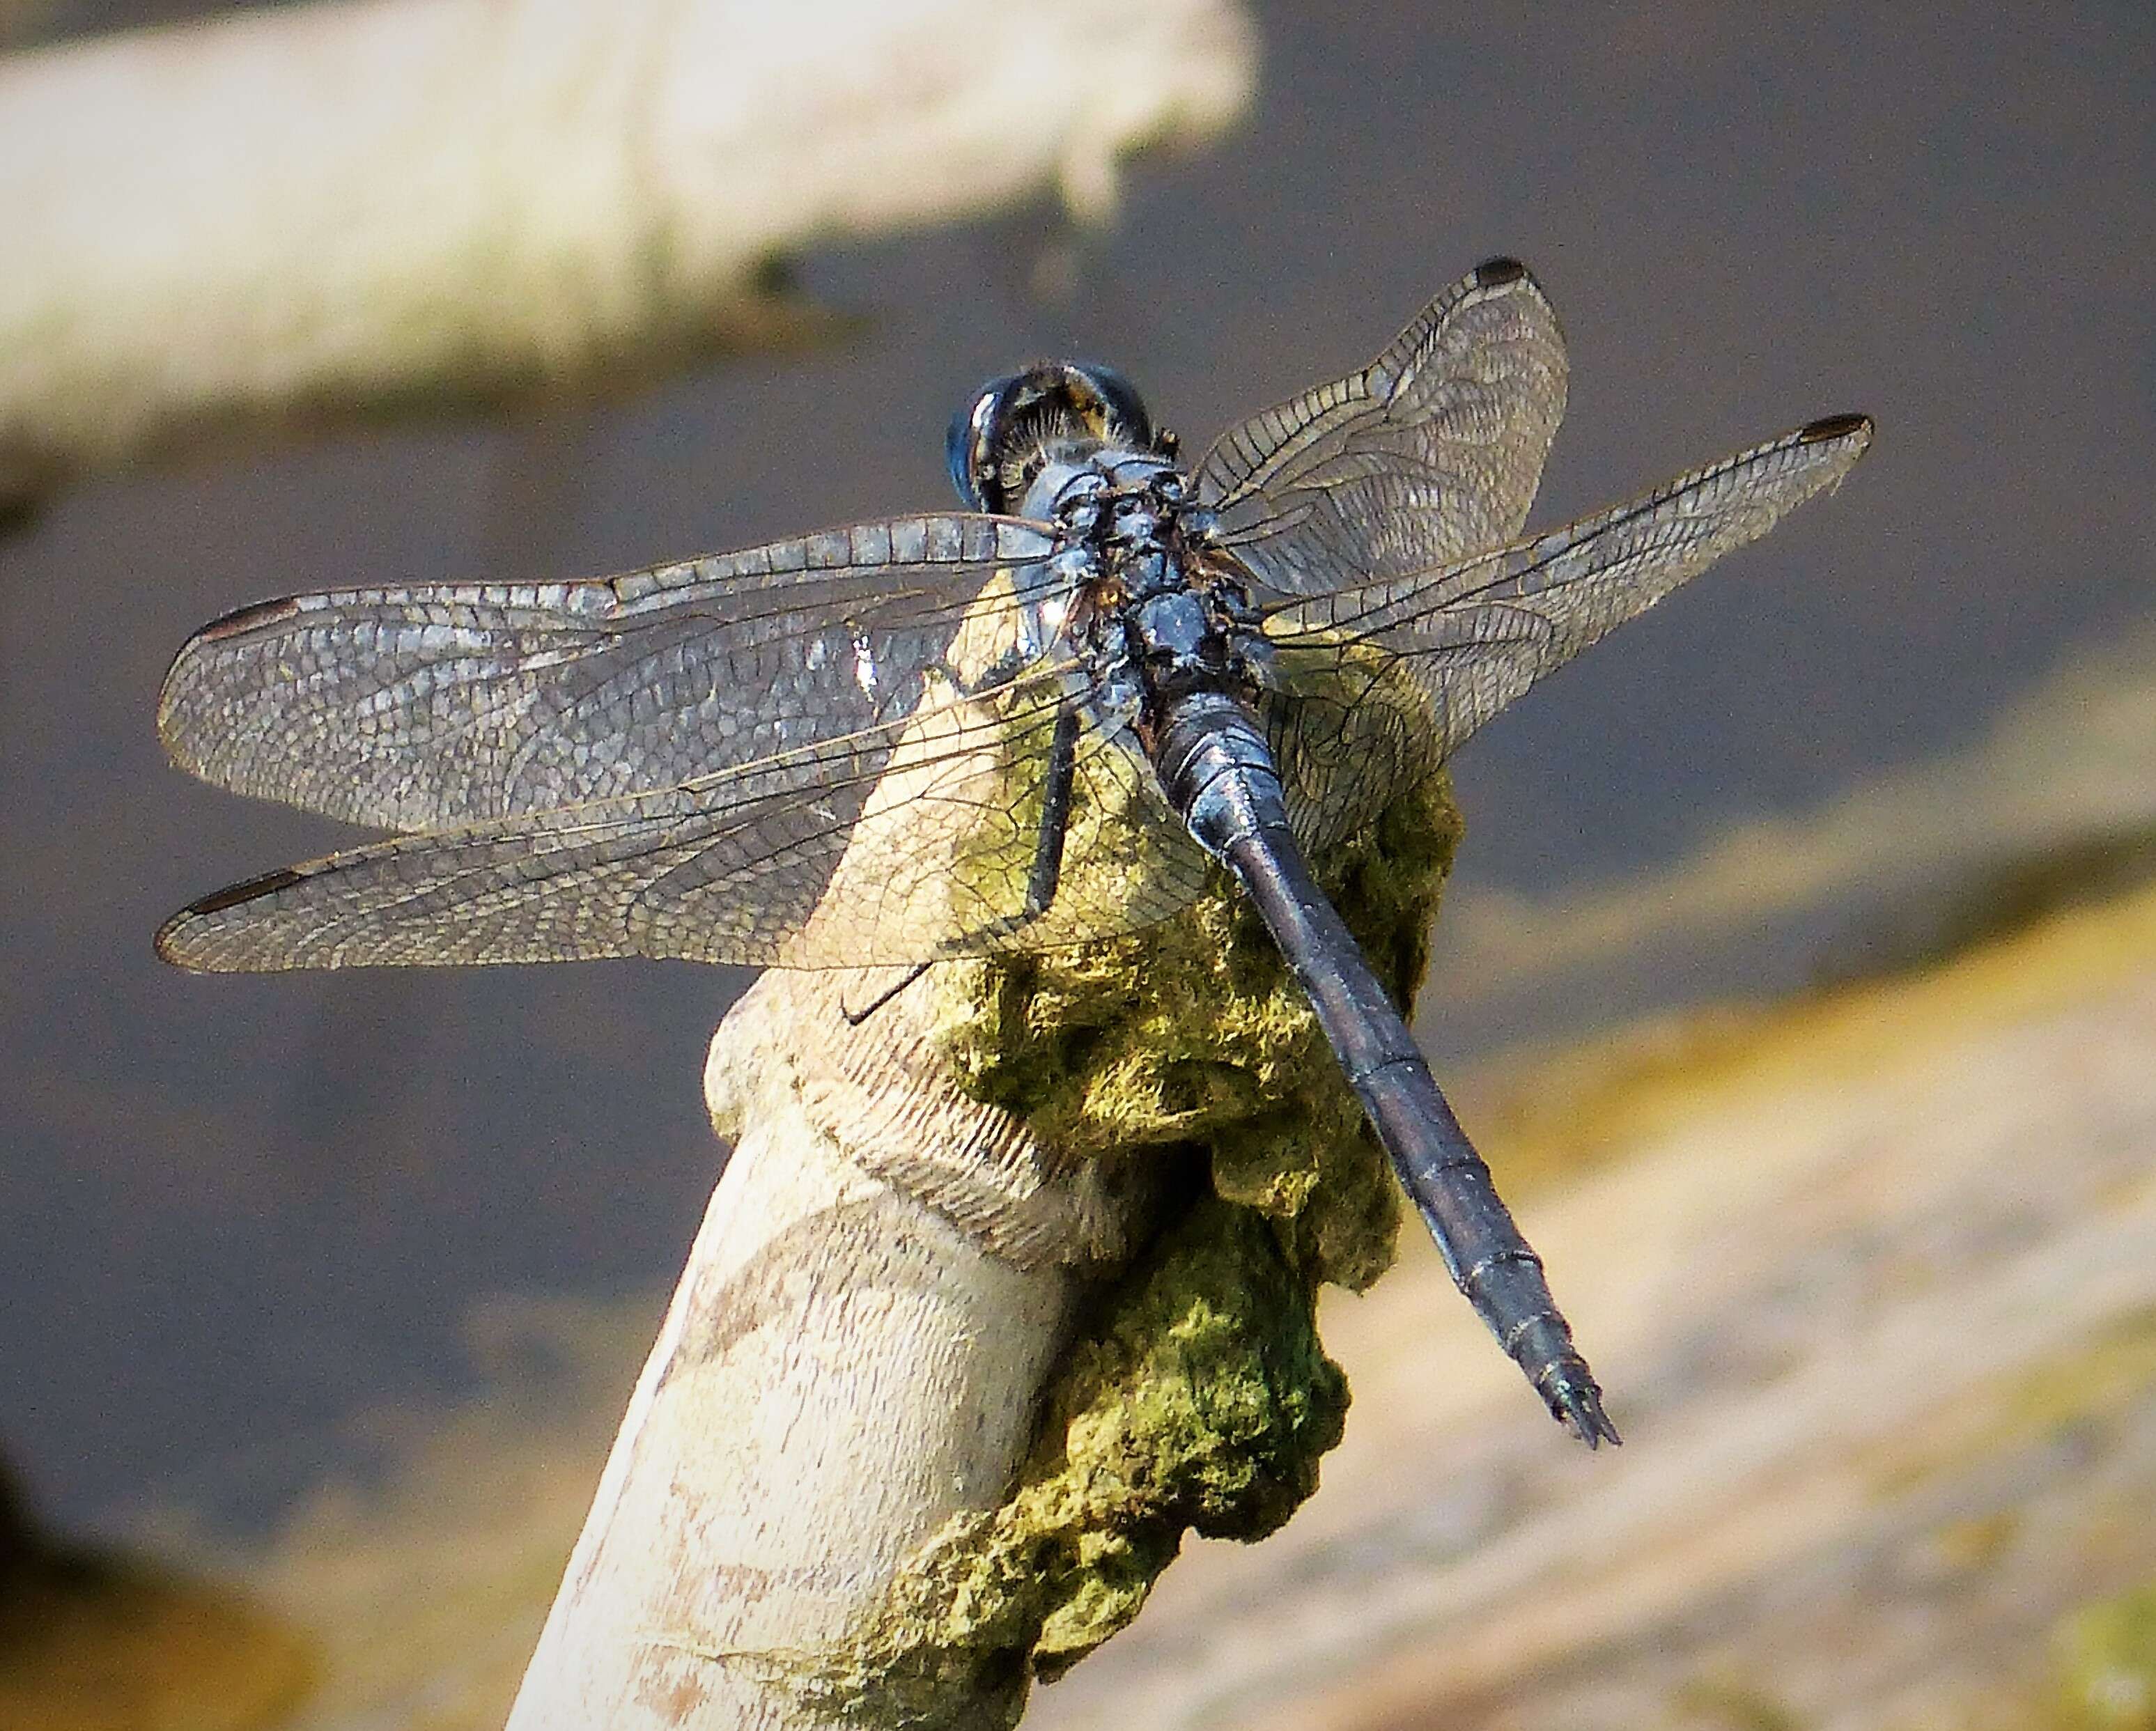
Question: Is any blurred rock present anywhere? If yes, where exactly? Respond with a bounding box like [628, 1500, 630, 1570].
[0, 1450, 315, 1731]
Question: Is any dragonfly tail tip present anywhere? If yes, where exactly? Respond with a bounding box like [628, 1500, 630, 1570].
[1549, 1376, 1622, 1449]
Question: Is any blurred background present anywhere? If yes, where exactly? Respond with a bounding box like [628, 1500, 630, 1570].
[2, 2, 2153, 1728]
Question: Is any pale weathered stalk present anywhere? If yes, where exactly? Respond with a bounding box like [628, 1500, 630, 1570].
[504, 966, 1142, 1730]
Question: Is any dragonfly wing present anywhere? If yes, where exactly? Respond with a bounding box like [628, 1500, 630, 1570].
[157, 671, 1213, 972]
[1257, 414, 1875, 847]
[1193, 259, 1567, 597]
[158, 514, 1062, 832]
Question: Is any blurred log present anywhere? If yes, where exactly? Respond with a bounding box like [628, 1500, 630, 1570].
[1423, 619, 2156, 1050]
[0, 0, 1254, 510]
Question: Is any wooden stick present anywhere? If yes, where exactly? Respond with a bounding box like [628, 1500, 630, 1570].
[504, 967, 1140, 1729]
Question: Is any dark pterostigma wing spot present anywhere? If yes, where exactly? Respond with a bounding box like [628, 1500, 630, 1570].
[156, 869, 300, 962]
[1801, 412, 1874, 442]
[192, 595, 304, 641]
[185, 867, 304, 917]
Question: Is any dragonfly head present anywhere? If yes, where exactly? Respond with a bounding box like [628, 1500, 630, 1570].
[947, 362, 1163, 513]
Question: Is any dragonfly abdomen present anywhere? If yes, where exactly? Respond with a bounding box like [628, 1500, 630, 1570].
[1156, 690, 1619, 1447]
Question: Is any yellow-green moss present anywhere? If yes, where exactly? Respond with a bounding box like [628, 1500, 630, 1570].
[940, 775, 1457, 1288]
[782, 1195, 1349, 1726]
[796, 775, 1460, 1725]
[2054, 1578, 2156, 1730]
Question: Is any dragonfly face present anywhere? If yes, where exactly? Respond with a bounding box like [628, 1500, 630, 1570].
[156, 260, 1872, 1443]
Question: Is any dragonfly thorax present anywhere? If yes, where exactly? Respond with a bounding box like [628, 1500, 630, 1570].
[1015, 446, 1256, 717]
[1130, 589, 1236, 701]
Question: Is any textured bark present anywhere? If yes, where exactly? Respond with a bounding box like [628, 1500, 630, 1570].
[504, 967, 1140, 1730]
[0, 0, 1254, 509]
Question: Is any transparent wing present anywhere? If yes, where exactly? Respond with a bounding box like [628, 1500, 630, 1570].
[1253, 414, 1875, 848]
[157, 514, 1063, 832]
[1193, 259, 1568, 598]
[156, 670, 1216, 973]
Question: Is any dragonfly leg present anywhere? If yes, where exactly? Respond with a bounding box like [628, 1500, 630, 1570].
[1019, 703, 1082, 921]
[840, 704, 1083, 1027]
[841, 962, 933, 1027]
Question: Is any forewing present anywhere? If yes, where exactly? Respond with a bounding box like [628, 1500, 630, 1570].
[157, 514, 1060, 832]
[1193, 260, 1568, 598]
[1257, 415, 1875, 846]
[157, 673, 1214, 973]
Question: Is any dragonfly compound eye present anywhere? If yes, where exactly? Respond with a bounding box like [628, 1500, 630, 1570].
[947, 373, 1022, 511]
[947, 364, 1159, 515]
[1065, 364, 1156, 451]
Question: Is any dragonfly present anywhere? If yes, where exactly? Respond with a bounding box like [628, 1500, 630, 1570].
[157, 260, 1871, 1447]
